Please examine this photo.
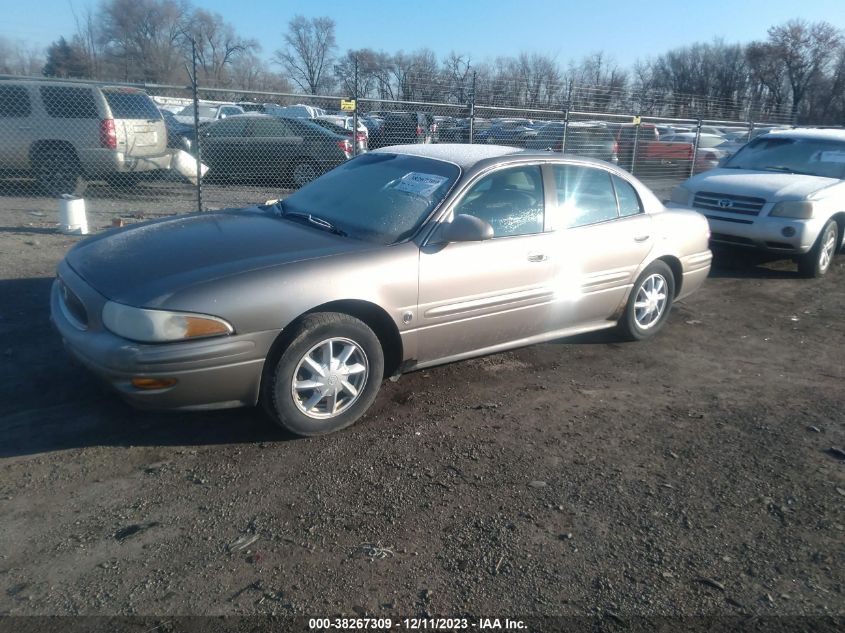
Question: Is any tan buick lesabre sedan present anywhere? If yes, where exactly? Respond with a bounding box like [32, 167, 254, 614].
[51, 144, 712, 435]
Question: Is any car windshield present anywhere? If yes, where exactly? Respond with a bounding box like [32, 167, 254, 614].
[725, 136, 845, 178]
[280, 153, 460, 244]
[178, 105, 217, 118]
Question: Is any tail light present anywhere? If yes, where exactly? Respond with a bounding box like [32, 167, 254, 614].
[416, 125, 423, 136]
[355, 131, 366, 143]
[612, 141, 619, 155]
[100, 119, 117, 149]
[430, 122, 437, 133]
[338, 139, 352, 155]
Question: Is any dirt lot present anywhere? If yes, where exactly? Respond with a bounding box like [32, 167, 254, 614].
[0, 183, 843, 630]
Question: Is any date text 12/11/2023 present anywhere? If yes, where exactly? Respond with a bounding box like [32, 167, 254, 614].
[308, 618, 528, 630]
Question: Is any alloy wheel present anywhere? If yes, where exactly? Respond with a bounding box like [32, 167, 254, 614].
[633, 273, 668, 330]
[290, 337, 369, 419]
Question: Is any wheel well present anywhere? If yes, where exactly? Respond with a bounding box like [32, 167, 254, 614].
[30, 140, 79, 164]
[658, 255, 684, 298]
[270, 300, 402, 379]
[832, 212, 845, 250]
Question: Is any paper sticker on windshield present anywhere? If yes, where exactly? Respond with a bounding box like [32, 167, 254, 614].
[818, 150, 845, 163]
[393, 172, 449, 197]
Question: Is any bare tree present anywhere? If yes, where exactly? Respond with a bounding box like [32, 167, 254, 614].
[766, 19, 842, 119]
[98, 0, 189, 83]
[0, 37, 44, 76]
[184, 9, 258, 87]
[273, 15, 336, 94]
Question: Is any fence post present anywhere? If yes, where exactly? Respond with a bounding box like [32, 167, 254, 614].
[352, 55, 359, 157]
[630, 114, 641, 175]
[747, 120, 755, 143]
[468, 70, 476, 145]
[690, 119, 702, 178]
[189, 39, 203, 213]
[561, 109, 570, 153]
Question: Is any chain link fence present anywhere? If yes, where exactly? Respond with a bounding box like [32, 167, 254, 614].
[0, 73, 796, 227]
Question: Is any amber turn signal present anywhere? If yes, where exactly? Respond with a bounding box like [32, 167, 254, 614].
[183, 316, 232, 339]
[131, 377, 178, 390]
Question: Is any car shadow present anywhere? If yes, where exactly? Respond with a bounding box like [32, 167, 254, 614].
[0, 276, 291, 458]
[708, 247, 808, 280]
[0, 226, 61, 235]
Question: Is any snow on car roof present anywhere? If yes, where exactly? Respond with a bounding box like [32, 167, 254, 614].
[372, 143, 522, 169]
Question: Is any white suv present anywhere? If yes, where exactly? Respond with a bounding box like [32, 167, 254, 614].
[0, 80, 170, 194]
[669, 128, 845, 277]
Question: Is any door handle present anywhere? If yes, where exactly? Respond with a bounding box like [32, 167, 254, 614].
[634, 235, 650, 243]
[527, 253, 548, 262]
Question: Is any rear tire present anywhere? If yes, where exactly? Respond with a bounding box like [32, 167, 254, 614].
[798, 219, 838, 278]
[262, 313, 384, 436]
[617, 261, 676, 341]
[291, 160, 319, 188]
[35, 149, 85, 197]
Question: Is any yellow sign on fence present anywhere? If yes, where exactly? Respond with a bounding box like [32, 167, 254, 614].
[631, 115, 642, 125]
[340, 99, 356, 112]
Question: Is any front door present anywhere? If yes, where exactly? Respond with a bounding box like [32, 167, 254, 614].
[416, 164, 557, 363]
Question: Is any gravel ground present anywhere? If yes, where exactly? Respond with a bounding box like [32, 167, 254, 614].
[0, 180, 843, 630]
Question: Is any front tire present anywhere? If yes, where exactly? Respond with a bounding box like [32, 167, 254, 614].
[618, 261, 675, 341]
[263, 313, 384, 436]
[798, 219, 838, 278]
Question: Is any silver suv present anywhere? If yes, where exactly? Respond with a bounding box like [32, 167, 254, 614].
[669, 128, 845, 277]
[0, 80, 170, 194]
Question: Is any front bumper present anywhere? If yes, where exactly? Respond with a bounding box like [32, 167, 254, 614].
[50, 269, 280, 411]
[667, 202, 824, 254]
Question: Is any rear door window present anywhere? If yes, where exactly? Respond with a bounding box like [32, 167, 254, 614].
[0, 86, 31, 117]
[205, 118, 248, 137]
[249, 118, 294, 137]
[612, 174, 643, 217]
[553, 165, 619, 228]
[103, 91, 161, 120]
[39, 86, 98, 119]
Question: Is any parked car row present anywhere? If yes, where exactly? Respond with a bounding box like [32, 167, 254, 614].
[0, 76, 809, 196]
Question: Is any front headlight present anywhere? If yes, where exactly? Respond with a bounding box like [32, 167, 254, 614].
[102, 301, 233, 343]
[770, 201, 814, 219]
[669, 185, 692, 205]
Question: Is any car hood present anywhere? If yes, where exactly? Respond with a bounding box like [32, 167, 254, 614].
[66, 206, 376, 306]
[683, 168, 841, 200]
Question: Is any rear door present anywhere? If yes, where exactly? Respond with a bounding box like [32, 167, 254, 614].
[102, 89, 166, 158]
[199, 117, 250, 177]
[248, 117, 303, 179]
[548, 165, 653, 323]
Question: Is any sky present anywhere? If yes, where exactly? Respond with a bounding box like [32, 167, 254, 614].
[3, 0, 845, 68]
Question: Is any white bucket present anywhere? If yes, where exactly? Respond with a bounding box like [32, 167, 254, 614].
[171, 149, 208, 185]
[58, 195, 89, 235]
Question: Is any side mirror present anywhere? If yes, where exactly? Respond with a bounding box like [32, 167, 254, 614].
[440, 214, 494, 242]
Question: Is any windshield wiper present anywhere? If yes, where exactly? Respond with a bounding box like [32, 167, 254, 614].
[280, 207, 348, 237]
[764, 165, 814, 176]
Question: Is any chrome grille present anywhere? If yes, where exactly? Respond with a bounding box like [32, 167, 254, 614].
[58, 279, 88, 329]
[692, 191, 766, 216]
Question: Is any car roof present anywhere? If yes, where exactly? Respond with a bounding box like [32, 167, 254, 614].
[371, 144, 522, 169]
[764, 128, 845, 142]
